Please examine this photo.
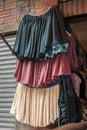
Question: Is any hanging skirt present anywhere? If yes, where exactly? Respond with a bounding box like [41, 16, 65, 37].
[14, 53, 71, 88]
[10, 83, 60, 127]
[13, 5, 69, 61]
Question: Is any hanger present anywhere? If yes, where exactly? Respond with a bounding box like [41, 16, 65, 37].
[65, 23, 72, 36]
[65, 30, 71, 37]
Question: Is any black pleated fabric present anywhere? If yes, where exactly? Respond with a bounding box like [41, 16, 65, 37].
[13, 5, 69, 61]
[58, 76, 82, 126]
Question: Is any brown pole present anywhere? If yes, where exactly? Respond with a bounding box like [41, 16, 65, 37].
[0, 33, 18, 59]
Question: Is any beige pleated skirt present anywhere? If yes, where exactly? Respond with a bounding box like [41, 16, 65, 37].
[10, 83, 60, 127]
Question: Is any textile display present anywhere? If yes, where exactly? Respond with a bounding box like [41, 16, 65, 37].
[13, 5, 69, 61]
[14, 53, 71, 88]
[10, 4, 82, 127]
[10, 83, 60, 127]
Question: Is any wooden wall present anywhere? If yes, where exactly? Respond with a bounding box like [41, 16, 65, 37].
[59, 0, 87, 17]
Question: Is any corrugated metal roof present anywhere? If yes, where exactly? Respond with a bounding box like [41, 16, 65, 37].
[0, 35, 17, 130]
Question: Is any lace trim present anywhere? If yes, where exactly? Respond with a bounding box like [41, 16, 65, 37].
[39, 43, 69, 61]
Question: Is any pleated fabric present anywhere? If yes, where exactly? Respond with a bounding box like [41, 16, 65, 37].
[58, 76, 82, 126]
[14, 53, 71, 88]
[13, 5, 69, 61]
[10, 83, 60, 127]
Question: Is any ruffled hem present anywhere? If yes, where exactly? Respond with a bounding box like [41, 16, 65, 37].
[10, 83, 60, 127]
[14, 53, 71, 88]
[39, 43, 69, 61]
[14, 42, 69, 61]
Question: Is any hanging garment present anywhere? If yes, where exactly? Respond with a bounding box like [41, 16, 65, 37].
[66, 33, 78, 70]
[13, 5, 69, 61]
[14, 53, 71, 88]
[13, 32, 79, 88]
[10, 76, 82, 127]
[58, 76, 82, 126]
[10, 83, 60, 127]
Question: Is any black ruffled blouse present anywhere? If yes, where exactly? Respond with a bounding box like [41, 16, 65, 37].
[13, 5, 69, 61]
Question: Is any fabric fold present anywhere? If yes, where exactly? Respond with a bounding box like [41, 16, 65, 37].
[14, 53, 71, 88]
[13, 5, 69, 61]
[10, 83, 60, 127]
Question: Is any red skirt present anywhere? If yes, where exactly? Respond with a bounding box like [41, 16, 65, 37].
[14, 53, 71, 88]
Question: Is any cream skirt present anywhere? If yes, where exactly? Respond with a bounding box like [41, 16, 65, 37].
[10, 83, 60, 127]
